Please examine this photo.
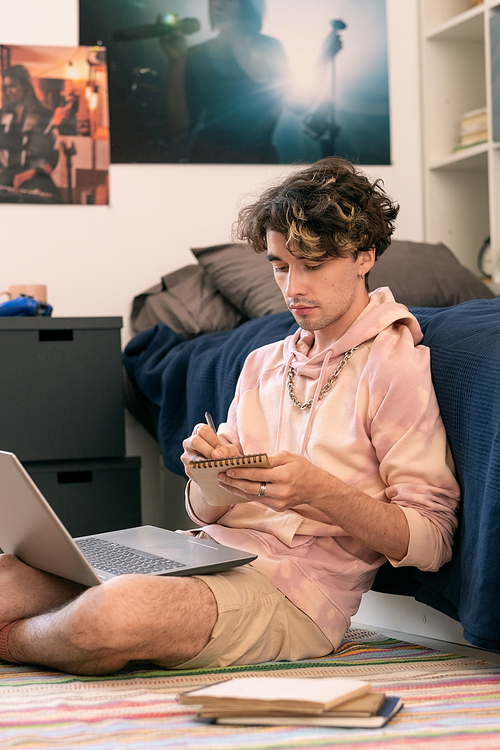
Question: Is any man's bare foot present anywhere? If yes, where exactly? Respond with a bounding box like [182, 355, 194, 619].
[0, 554, 86, 630]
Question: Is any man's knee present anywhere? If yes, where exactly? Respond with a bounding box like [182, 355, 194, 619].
[64, 573, 217, 658]
[63, 575, 150, 652]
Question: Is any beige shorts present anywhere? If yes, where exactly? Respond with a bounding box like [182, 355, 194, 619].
[175, 564, 333, 670]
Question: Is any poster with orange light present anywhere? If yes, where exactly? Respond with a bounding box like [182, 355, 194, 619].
[0, 44, 110, 204]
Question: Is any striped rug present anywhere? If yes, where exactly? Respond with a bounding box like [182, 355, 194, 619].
[1, 629, 499, 749]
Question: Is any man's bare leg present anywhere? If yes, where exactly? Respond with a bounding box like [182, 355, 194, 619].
[0, 554, 86, 629]
[1, 556, 218, 675]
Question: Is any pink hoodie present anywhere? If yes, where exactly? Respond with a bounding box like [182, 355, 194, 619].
[186, 288, 460, 649]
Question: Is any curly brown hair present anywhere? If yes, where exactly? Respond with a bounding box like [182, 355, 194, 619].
[236, 157, 399, 262]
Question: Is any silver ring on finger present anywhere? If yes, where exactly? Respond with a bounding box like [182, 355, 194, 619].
[258, 481, 267, 497]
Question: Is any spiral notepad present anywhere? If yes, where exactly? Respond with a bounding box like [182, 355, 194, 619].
[188, 453, 271, 505]
[188, 453, 271, 470]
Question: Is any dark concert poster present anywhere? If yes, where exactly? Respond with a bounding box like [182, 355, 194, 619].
[0, 44, 110, 204]
[79, 0, 390, 166]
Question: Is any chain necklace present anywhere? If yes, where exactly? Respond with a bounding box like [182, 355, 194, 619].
[287, 346, 359, 410]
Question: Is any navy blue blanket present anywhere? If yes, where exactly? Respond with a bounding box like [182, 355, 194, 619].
[124, 298, 500, 650]
[400, 299, 500, 650]
[123, 312, 298, 475]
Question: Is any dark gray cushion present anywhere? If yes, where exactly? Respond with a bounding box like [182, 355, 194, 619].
[132, 239, 494, 336]
[193, 239, 494, 315]
[192, 243, 288, 318]
[369, 240, 494, 307]
[131, 264, 244, 336]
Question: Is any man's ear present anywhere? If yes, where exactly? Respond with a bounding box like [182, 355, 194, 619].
[357, 248, 376, 277]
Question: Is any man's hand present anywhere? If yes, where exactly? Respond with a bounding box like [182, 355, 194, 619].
[219, 450, 410, 561]
[219, 451, 333, 510]
[159, 29, 188, 64]
[181, 423, 241, 481]
[181, 423, 242, 525]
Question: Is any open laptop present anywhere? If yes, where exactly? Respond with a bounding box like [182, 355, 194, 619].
[0, 450, 256, 587]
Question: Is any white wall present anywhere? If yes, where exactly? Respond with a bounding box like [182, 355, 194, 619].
[1, 0, 423, 345]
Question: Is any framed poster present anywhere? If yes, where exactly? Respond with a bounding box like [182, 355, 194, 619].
[80, 0, 390, 165]
[0, 44, 110, 204]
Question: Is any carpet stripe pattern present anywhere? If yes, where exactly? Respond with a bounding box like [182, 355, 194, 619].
[0, 630, 499, 749]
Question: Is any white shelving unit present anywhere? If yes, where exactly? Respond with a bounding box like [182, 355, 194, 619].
[420, 0, 500, 282]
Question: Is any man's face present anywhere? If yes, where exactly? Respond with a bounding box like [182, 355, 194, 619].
[266, 230, 375, 345]
[209, 0, 240, 28]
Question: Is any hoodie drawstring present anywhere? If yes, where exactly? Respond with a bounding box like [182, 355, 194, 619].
[275, 351, 295, 453]
[299, 350, 333, 455]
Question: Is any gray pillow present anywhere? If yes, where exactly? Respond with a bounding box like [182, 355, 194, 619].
[192, 243, 287, 318]
[193, 239, 494, 314]
[369, 240, 494, 307]
[131, 264, 244, 336]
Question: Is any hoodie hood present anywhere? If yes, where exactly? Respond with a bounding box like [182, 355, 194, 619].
[276, 288, 423, 455]
[282, 287, 422, 380]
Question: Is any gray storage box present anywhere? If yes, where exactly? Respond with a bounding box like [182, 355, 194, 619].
[0, 317, 126, 461]
[24, 456, 141, 537]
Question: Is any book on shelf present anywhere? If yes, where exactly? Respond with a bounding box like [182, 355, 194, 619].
[455, 107, 488, 149]
[188, 452, 271, 505]
[460, 107, 487, 129]
[456, 132, 488, 148]
[178, 676, 403, 728]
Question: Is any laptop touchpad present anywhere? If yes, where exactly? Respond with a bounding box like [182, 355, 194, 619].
[149, 539, 222, 561]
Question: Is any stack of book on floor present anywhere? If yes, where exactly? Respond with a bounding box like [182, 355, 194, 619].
[455, 107, 488, 149]
[178, 676, 403, 727]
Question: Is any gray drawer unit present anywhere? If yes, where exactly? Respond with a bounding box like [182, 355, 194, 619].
[0, 317, 126, 461]
[24, 456, 141, 537]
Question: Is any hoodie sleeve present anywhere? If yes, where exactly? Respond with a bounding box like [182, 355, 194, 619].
[365, 325, 460, 572]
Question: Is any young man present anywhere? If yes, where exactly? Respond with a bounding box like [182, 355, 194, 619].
[0, 158, 459, 674]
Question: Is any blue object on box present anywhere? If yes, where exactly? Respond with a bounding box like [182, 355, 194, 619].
[0, 296, 52, 316]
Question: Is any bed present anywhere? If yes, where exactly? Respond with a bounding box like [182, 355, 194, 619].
[123, 239, 500, 651]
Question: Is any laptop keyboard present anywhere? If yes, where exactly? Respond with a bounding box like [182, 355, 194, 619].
[75, 537, 186, 576]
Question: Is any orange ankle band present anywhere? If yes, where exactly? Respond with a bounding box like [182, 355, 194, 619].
[0, 621, 21, 663]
